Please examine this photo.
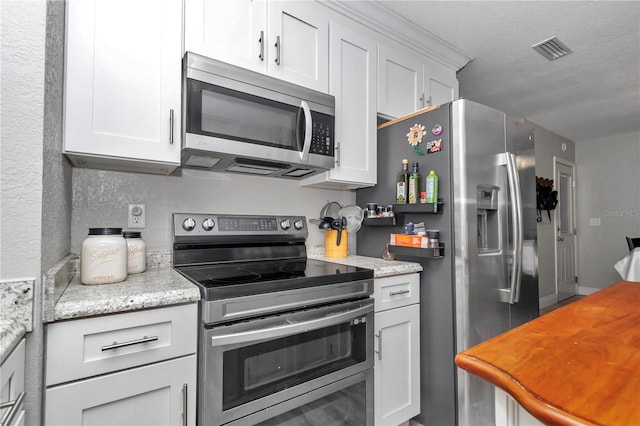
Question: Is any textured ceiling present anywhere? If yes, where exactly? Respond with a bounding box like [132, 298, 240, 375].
[375, 1, 640, 143]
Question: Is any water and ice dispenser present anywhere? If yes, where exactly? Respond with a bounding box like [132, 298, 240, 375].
[477, 185, 500, 252]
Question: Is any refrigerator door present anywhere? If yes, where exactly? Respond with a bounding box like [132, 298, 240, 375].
[452, 100, 512, 425]
[506, 117, 539, 327]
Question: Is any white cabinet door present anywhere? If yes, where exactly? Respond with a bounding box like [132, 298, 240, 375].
[184, 0, 267, 73]
[267, 1, 329, 92]
[424, 56, 459, 108]
[64, 0, 182, 174]
[46, 355, 196, 426]
[301, 21, 376, 189]
[0, 339, 25, 426]
[378, 43, 424, 119]
[495, 387, 544, 426]
[374, 304, 420, 426]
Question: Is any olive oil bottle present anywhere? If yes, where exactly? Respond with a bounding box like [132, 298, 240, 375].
[408, 162, 420, 204]
[396, 159, 409, 204]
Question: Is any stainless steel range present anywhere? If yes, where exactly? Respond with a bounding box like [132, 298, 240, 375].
[172, 213, 375, 426]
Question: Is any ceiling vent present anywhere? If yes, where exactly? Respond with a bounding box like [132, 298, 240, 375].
[532, 37, 573, 61]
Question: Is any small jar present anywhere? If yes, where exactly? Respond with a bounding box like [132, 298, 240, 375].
[123, 231, 146, 274]
[81, 228, 127, 285]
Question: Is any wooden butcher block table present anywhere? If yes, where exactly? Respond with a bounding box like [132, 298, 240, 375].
[455, 281, 640, 426]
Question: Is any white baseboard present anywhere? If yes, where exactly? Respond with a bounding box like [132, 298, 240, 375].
[539, 294, 558, 309]
[578, 286, 600, 296]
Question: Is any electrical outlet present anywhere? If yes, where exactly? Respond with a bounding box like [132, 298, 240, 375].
[128, 204, 146, 229]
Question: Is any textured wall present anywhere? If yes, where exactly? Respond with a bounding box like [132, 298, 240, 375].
[1, 1, 46, 278]
[71, 168, 357, 252]
[576, 131, 640, 289]
[529, 121, 576, 303]
[1, 2, 48, 425]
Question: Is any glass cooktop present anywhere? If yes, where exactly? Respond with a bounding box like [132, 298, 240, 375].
[176, 258, 374, 300]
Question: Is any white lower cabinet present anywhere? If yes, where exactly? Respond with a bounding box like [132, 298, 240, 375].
[44, 304, 197, 426]
[45, 355, 195, 426]
[0, 339, 26, 426]
[374, 274, 420, 426]
[495, 387, 543, 426]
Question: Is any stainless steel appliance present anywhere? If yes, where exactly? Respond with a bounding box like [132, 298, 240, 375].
[356, 99, 539, 425]
[182, 53, 335, 178]
[172, 213, 374, 425]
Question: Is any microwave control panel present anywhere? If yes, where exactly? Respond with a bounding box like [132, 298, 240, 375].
[309, 113, 334, 157]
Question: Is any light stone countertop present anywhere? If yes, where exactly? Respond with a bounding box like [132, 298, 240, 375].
[0, 319, 26, 365]
[307, 254, 423, 277]
[52, 266, 200, 322]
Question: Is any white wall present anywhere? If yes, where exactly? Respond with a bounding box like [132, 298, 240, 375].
[71, 168, 357, 253]
[576, 130, 640, 290]
[529, 121, 576, 304]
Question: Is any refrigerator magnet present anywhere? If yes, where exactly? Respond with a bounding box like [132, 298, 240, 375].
[432, 124, 443, 135]
[426, 138, 442, 154]
[406, 124, 426, 155]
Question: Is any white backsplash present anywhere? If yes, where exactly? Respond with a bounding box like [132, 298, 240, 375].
[71, 167, 357, 252]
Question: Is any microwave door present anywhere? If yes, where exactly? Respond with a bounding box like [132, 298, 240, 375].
[297, 101, 312, 161]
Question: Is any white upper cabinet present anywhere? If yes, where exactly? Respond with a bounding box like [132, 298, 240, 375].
[64, 0, 182, 175]
[378, 43, 425, 120]
[378, 40, 459, 119]
[301, 21, 377, 189]
[184, 0, 329, 92]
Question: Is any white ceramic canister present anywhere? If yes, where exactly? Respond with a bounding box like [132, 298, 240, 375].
[81, 228, 128, 285]
[123, 231, 146, 274]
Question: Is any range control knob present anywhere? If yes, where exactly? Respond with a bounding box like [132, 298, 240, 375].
[293, 219, 304, 230]
[202, 218, 215, 231]
[182, 218, 196, 231]
[280, 219, 291, 230]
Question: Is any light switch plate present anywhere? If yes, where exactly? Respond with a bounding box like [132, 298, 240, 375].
[589, 217, 601, 226]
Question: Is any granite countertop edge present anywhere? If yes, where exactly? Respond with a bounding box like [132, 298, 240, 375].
[307, 253, 423, 277]
[0, 319, 26, 365]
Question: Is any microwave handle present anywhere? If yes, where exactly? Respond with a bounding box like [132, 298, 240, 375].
[296, 100, 312, 160]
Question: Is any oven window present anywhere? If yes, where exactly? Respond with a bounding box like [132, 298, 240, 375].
[222, 320, 366, 410]
[255, 381, 367, 426]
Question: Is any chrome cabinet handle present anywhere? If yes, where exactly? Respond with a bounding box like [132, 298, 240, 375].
[389, 289, 410, 296]
[374, 331, 383, 360]
[182, 384, 188, 426]
[169, 109, 174, 145]
[258, 30, 264, 61]
[419, 94, 424, 108]
[101, 335, 159, 351]
[0, 392, 25, 426]
[334, 142, 341, 167]
[274, 35, 281, 65]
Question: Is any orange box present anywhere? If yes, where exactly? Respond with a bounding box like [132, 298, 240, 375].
[389, 233, 429, 248]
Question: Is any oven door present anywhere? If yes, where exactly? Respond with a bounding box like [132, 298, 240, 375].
[226, 369, 373, 426]
[198, 298, 374, 426]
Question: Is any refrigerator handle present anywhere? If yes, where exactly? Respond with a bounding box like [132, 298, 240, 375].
[505, 152, 523, 304]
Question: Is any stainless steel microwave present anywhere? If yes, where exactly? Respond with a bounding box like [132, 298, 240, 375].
[182, 52, 335, 179]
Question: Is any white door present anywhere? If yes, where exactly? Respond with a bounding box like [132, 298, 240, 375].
[374, 304, 420, 426]
[183, 0, 267, 73]
[46, 355, 196, 425]
[267, 1, 329, 92]
[64, 0, 182, 165]
[377, 43, 424, 119]
[554, 159, 577, 301]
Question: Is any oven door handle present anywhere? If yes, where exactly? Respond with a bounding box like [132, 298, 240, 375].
[209, 303, 371, 347]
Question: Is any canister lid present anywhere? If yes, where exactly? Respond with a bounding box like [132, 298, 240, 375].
[122, 231, 142, 239]
[88, 227, 123, 235]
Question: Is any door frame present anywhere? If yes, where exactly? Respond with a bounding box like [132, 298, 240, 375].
[553, 157, 578, 300]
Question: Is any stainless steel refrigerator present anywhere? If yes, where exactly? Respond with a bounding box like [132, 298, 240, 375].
[356, 99, 539, 425]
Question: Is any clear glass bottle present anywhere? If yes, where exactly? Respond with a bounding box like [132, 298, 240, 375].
[123, 231, 146, 274]
[81, 228, 127, 284]
[396, 159, 409, 204]
[408, 162, 421, 204]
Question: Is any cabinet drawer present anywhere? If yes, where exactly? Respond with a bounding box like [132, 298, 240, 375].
[374, 274, 420, 312]
[46, 303, 197, 386]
